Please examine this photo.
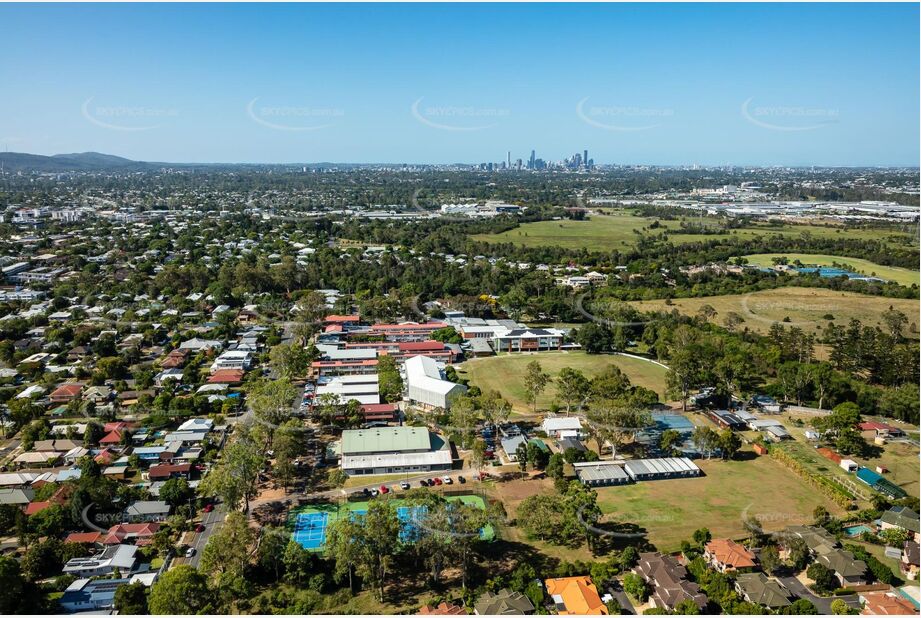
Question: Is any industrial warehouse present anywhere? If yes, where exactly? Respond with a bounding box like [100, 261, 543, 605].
[574, 457, 703, 487]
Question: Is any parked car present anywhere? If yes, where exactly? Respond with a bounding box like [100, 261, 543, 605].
[185, 547, 196, 558]
[195, 524, 206, 533]
[370, 488, 379, 497]
[400, 481, 410, 490]
[379, 485, 390, 494]
[442, 476, 453, 485]
[419, 479, 429, 487]
[203, 503, 214, 513]
[433, 477, 442, 486]
[457, 475, 466, 484]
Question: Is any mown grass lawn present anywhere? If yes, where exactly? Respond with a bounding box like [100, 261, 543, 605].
[629, 287, 920, 339]
[456, 351, 669, 413]
[743, 253, 920, 287]
[594, 456, 846, 552]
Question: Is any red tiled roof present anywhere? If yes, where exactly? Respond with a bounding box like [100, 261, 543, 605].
[99, 430, 123, 444]
[65, 531, 103, 544]
[858, 421, 896, 431]
[418, 601, 466, 615]
[25, 501, 53, 516]
[705, 538, 757, 569]
[208, 369, 245, 384]
[50, 383, 83, 399]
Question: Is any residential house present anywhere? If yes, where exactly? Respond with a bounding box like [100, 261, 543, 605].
[49, 383, 83, 403]
[418, 601, 466, 615]
[83, 385, 113, 405]
[635, 552, 707, 612]
[816, 548, 868, 586]
[901, 541, 919, 579]
[124, 500, 170, 522]
[474, 589, 536, 615]
[545, 576, 608, 615]
[704, 539, 757, 572]
[880, 506, 920, 541]
[733, 573, 793, 609]
[61, 544, 138, 577]
[859, 591, 917, 615]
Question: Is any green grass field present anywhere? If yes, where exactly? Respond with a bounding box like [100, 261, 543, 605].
[456, 351, 669, 412]
[594, 456, 846, 552]
[629, 287, 920, 338]
[472, 213, 914, 251]
[743, 253, 920, 287]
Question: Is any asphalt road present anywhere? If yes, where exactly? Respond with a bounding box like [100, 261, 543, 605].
[777, 575, 860, 613]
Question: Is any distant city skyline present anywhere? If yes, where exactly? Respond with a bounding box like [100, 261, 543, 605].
[0, 3, 918, 166]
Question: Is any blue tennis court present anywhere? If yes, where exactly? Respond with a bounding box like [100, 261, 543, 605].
[292, 511, 330, 550]
[292, 505, 428, 549]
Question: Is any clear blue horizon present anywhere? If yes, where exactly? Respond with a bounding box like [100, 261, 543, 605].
[0, 3, 918, 166]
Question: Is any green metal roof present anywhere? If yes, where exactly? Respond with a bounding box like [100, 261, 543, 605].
[341, 426, 432, 455]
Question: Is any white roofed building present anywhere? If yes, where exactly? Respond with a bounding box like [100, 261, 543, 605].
[404, 355, 466, 410]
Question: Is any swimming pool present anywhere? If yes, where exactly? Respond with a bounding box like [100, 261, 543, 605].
[844, 524, 873, 537]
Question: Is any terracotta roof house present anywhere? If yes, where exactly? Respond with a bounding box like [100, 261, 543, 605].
[859, 591, 917, 615]
[635, 552, 707, 612]
[545, 576, 608, 615]
[99, 430, 125, 445]
[101, 522, 161, 545]
[417, 601, 466, 615]
[207, 369, 245, 384]
[474, 589, 536, 615]
[64, 531, 103, 545]
[49, 383, 83, 403]
[734, 573, 793, 609]
[704, 538, 757, 572]
[24, 500, 53, 516]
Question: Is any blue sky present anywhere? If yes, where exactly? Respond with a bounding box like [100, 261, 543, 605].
[0, 3, 918, 166]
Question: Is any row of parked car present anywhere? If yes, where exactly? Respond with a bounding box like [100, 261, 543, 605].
[355, 475, 471, 498]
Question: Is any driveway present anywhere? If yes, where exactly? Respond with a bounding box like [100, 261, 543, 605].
[607, 580, 636, 614]
[777, 575, 860, 613]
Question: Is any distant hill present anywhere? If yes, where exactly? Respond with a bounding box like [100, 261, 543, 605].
[0, 151, 151, 172]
